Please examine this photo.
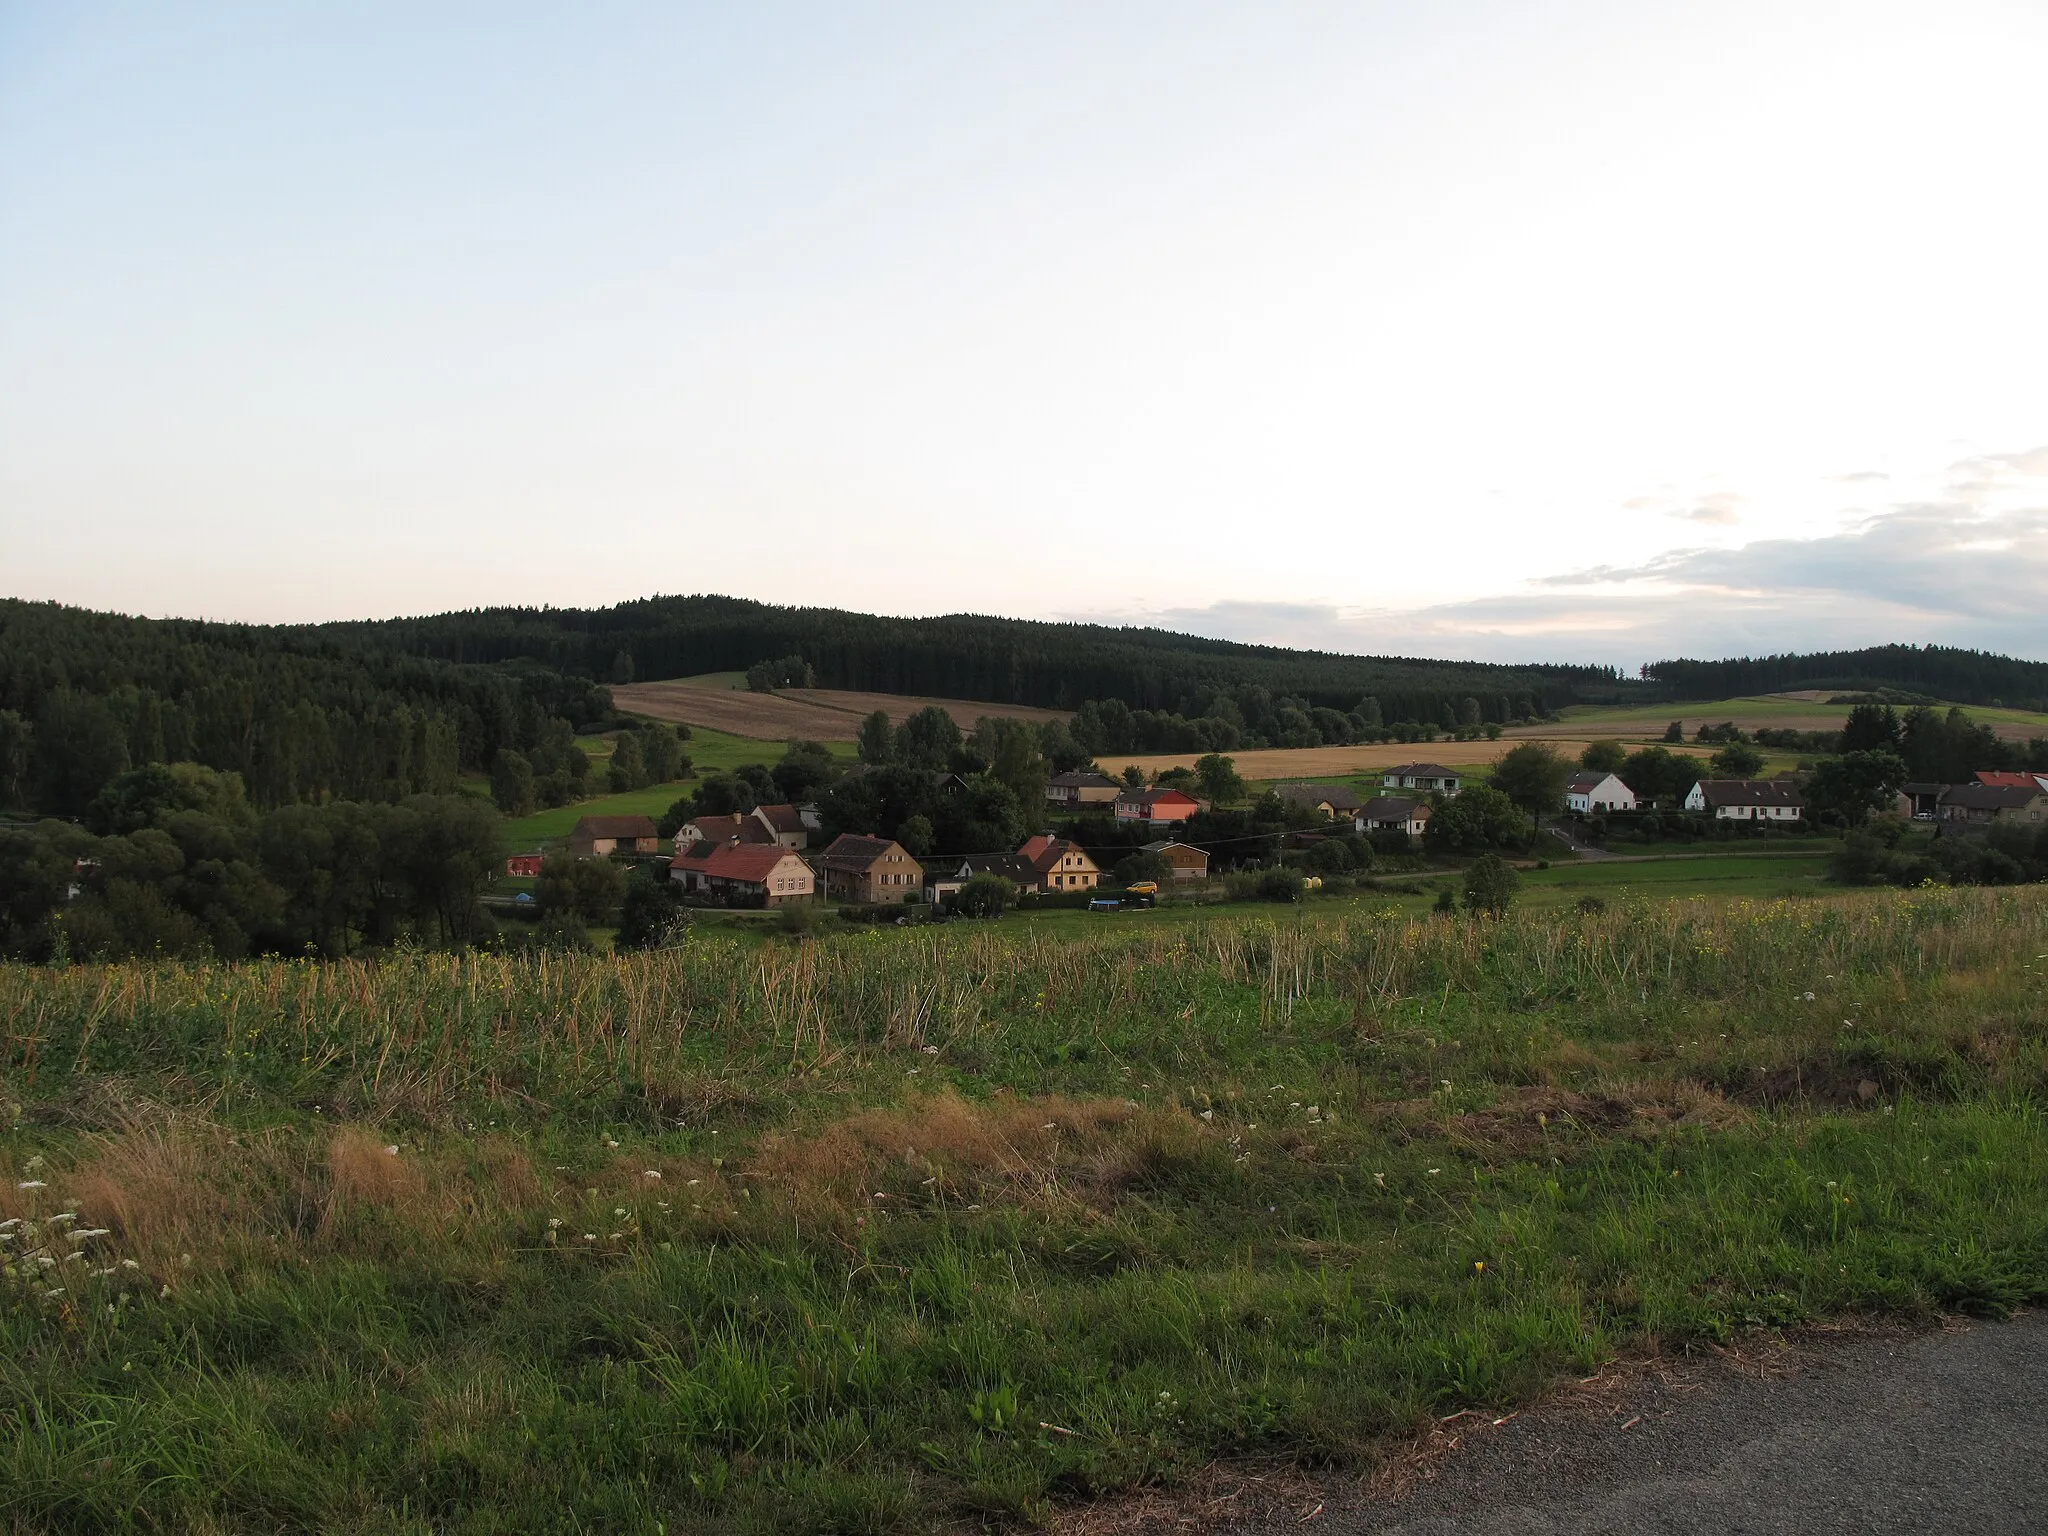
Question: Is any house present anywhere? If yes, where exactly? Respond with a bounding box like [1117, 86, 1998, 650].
[1019, 834, 1101, 893]
[1974, 770, 2048, 793]
[751, 803, 810, 850]
[1276, 783, 1366, 821]
[924, 852, 1036, 905]
[1683, 780, 1804, 821]
[814, 833, 924, 903]
[673, 812, 775, 851]
[1046, 770, 1123, 809]
[568, 815, 662, 858]
[1565, 773, 1637, 814]
[1897, 782, 1947, 820]
[1114, 786, 1201, 827]
[1359, 796, 1432, 842]
[1938, 783, 2048, 826]
[668, 840, 815, 906]
[504, 852, 545, 878]
[1142, 840, 1209, 881]
[1382, 763, 1462, 796]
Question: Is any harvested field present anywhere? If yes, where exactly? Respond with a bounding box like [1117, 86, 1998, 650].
[613, 677, 1069, 740]
[1112, 739, 1591, 781]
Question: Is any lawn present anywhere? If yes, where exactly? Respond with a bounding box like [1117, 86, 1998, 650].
[3, 888, 2044, 1531]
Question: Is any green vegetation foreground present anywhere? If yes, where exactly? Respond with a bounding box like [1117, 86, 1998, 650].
[4, 891, 2047, 1532]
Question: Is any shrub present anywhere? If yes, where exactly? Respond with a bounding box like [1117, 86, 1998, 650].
[1462, 854, 1519, 918]
[953, 874, 1018, 918]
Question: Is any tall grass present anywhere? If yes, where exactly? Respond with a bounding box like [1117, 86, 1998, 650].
[1, 888, 2045, 1532]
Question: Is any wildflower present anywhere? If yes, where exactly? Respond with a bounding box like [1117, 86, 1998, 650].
[643, 1169, 661, 1180]
[1427, 1168, 1441, 1175]
[383, 1145, 399, 1157]
[120, 1259, 140, 1270]
[582, 1233, 596, 1242]
[547, 1218, 564, 1229]
[1474, 1261, 1485, 1272]
[16, 1180, 46, 1191]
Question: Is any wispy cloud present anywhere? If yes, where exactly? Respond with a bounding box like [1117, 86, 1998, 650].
[1071, 445, 2048, 666]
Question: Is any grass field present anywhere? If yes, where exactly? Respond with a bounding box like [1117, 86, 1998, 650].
[3, 888, 2044, 1532]
[614, 677, 1070, 741]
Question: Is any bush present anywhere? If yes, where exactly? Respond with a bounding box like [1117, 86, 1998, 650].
[1223, 868, 1303, 903]
[952, 874, 1017, 918]
[1462, 854, 1519, 918]
[1113, 850, 1172, 886]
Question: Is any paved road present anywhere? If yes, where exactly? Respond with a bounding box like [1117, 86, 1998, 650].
[1273, 1314, 2048, 1535]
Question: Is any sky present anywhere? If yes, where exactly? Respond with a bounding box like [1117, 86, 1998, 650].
[3, 2, 2047, 667]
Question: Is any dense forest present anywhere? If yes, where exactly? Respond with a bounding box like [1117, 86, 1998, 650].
[0, 601, 613, 815]
[7, 595, 2048, 828]
[316, 594, 1631, 720]
[1645, 645, 2048, 711]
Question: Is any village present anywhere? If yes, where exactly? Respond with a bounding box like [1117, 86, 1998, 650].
[526, 755, 2048, 913]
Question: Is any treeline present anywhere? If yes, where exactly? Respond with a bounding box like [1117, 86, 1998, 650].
[1646, 645, 2048, 711]
[0, 601, 613, 816]
[0, 763, 505, 961]
[316, 594, 1629, 719]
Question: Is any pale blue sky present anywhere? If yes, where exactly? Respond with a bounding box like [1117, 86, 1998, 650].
[4, 3, 2047, 662]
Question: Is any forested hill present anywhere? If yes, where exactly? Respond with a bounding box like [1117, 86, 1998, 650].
[1646, 645, 2048, 712]
[0, 601, 610, 814]
[314, 595, 1630, 718]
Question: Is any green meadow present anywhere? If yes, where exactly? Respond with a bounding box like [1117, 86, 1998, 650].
[4, 888, 2045, 1532]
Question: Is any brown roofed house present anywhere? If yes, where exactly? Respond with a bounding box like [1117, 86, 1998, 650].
[924, 852, 1036, 905]
[815, 834, 924, 904]
[1382, 764, 1462, 796]
[1359, 796, 1432, 842]
[1938, 782, 2048, 825]
[673, 813, 775, 851]
[669, 840, 816, 906]
[1682, 780, 1804, 821]
[1018, 834, 1100, 893]
[1276, 783, 1365, 820]
[569, 815, 661, 858]
[1046, 771, 1123, 809]
[1142, 839, 1209, 881]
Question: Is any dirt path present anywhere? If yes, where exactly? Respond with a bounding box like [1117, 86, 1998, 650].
[1081, 1313, 2047, 1534]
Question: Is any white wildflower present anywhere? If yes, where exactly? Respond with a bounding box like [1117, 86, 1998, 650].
[16, 1180, 47, 1191]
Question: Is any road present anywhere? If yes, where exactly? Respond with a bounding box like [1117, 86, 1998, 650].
[1078, 1314, 2048, 1535]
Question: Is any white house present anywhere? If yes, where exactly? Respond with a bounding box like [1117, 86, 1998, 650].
[1381, 763, 1461, 796]
[1566, 773, 1637, 814]
[1359, 795, 1432, 842]
[1684, 779, 1804, 822]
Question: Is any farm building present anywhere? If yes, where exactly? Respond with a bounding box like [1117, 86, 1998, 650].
[1359, 796, 1431, 842]
[668, 841, 815, 906]
[504, 853, 545, 878]
[1683, 780, 1804, 821]
[1938, 783, 2048, 826]
[923, 853, 1036, 905]
[1045, 771, 1123, 809]
[1115, 786, 1200, 827]
[1565, 773, 1637, 814]
[1142, 840, 1209, 880]
[815, 834, 924, 904]
[1276, 784, 1365, 821]
[568, 815, 662, 858]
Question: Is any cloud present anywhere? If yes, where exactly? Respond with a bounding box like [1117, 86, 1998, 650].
[1072, 446, 2048, 666]
[1669, 492, 1744, 526]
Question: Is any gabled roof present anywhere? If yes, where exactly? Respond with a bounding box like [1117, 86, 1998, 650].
[754, 803, 806, 834]
[816, 833, 905, 871]
[682, 813, 774, 844]
[671, 842, 801, 882]
[933, 853, 1035, 885]
[1049, 771, 1120, 789]
[1567, 773, 1630, 795]
[1276, 783, 1364, 812]
[1693, 779, 1804, 808]
[1360, 796, 1428, 822]
[1940, 783, 2046, 811]
[1117, 786, 1200, 808]
[572, 815, 659, 840]
[1142, 840, 1206, 856]
[1018, 835, 1096, 876]
[1975, 771, 2048, 791]
[1385, 763, 1457, 778]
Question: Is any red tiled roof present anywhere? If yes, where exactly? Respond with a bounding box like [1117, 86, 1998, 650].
[671, 842, 800, 882]
[755, 803, 805, 833]
[1117, 787, 1199, 808]
[1975, 771, 2048, 791]
[1017, 835, 1091, 876]
[682, 813, 773, 844]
